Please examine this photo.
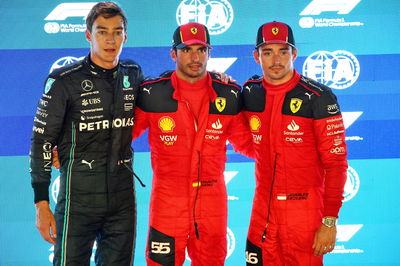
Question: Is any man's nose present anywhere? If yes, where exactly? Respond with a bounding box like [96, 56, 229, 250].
[191, 52, 200, 61]
[106, 33, 116, 43]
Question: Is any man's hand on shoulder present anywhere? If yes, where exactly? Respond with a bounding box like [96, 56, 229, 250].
[211, 70, 237, 84]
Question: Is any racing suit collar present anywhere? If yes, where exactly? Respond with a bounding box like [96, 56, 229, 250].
[85, 55, 119, 79]
[171, 71, 217, 102]
[262, 70, 301, 95]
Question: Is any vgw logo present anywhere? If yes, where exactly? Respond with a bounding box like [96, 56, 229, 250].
[176, 0, 234, 35]
[302, 50, 360, 89]
[299, 0, 363, 29]
[44, 2, 97, 34]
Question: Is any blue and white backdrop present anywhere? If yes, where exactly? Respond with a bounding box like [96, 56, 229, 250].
[0, 0, 399, 265]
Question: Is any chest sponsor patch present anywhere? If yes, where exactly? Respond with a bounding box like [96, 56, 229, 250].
[215, 97, 226, 112]
[290, 98, 303, 113]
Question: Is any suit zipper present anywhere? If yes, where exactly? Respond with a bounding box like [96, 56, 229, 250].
[184, 100, 201, 239]
[262, 153, 278, 242]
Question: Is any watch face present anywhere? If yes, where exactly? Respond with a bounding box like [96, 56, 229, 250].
[323, 217, 336, 227]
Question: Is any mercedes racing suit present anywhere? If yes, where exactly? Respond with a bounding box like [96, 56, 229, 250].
[242, 71, 348, 265]
[29, 56, 143, 265]
[133, 71, 253, 266]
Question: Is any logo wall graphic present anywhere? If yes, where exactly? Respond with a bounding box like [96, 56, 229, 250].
[224, 171, 239, 200]
[51, 176, 60, 203]
[44, 2, 97, 34]
[176, 0, 234, 35]
[333, 224, 364, 254]
[302, 50, 360, 89]
[342, 111, 364, 141]
[343, 166, 360, 202]
[50, 56, 84, 73]
[299, 0, 363, 28]
[207, 57, 237, 72]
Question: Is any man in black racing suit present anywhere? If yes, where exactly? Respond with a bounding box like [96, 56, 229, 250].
[29, 2, 144, 265]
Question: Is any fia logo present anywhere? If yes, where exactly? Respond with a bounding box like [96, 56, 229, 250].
[176, 0, 234, 35]
[302, 50, 360, 89]
[343, 165, 360, 202]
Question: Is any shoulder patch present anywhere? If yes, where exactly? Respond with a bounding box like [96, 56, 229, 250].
[299, 75, 332, 95]
[120, 59, 141, 69]
[241, 78, 265, 112]
[44, 78, 56, 94]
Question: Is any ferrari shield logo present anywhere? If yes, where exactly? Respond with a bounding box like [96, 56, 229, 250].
[215, 97, 226, 112]
[290, 98, 303, 113]
[191, 27, 198, 35]
[272, 27, 279, 35]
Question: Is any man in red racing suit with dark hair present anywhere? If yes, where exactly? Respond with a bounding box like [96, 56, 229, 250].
[243, 21, 348, 265]
[133, 22, 253, 265]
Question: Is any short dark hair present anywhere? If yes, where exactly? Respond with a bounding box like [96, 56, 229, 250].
[86, 2, 127, 32]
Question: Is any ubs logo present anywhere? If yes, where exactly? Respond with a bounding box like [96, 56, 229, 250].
[176, 0, 234, 35]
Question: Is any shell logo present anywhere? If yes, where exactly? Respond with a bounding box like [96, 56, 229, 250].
[249, 116, 261, 132]
[159, 116, 175, 132]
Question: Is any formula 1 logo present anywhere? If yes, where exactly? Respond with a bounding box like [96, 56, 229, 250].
[44, 2, 97, 34]
[300, 0, 361, 15]
[302, 50, 360, 89]
[299, 0, 363, 29]
[176, 0, 234, 35]
[333, 224, 364, 254]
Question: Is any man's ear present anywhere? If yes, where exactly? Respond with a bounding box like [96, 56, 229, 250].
[170, 49, 177, 62]
[85, 29, 91, 42]
[292, 47, 298, 62]
[253, 49, 261, 64]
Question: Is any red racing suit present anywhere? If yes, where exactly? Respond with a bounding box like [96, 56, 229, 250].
[242, 71, 348, 266]
[133, 71, 253, 266]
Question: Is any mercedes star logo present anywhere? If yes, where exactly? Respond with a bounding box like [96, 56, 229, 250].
[81, 80, 94, 92]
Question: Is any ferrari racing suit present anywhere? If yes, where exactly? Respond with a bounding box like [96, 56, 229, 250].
[242, 71, 348, 265]
[133, 71, 253, 265]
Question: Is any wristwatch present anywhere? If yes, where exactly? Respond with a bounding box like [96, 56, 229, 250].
[322, 217, 337, 227]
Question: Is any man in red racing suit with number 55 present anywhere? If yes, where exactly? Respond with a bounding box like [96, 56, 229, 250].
[243, 21, 348, 265]
[133, 22, 253, 265]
